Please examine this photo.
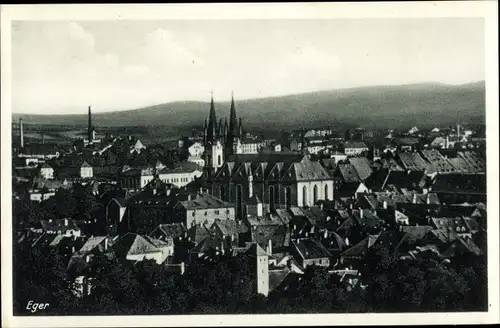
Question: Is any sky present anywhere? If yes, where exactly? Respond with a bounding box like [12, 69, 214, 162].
[11, 18, 485, 114]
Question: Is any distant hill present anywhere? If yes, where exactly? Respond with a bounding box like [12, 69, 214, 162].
[12, 81, 485, 131]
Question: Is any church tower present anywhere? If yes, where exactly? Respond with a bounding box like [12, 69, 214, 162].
[207, 93, 217, 144]
[205, 93, 224, 171]
[226, 92, 238, 155]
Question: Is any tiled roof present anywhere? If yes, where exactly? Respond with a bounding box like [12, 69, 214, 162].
[19, 143, 60, 155]
[430, 173, 486, 194]
[212, 219, 249, 236]
[190, 236, 224, 254]
[78, 236, 108, 254]
[245, 243, 268, 256]
[336, 164, 361, 183]
[269, 267, 292, 293]
[187, 224, 212, 244]
[292, 238, 332, 260]
[340, 234, 379, 258]
[217, 154, 331, 182]
[457, 151, 486, 172]
[179, 192, 233, 210]
[401, 226, 434, 242]
[344, 141, 368, 149]
[398, 152, 430, 171]
[152, 223, 187, 240]
[381, 170, 426, 191]
[348, 157, 373, 181]
[40, 218, 80, 233]
[113, 233, 160, 257]
[159, 161, 203, 174]
[420, 149, 456, 173]
[81, 161, 92, 168]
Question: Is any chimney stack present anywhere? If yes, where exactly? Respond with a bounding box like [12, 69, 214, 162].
[248, 175, 253, 198]
[104, 238, 108, 251]
[383, 200, 388, 209]
[267, 239, 272, 255]
[19, 118, 24, 148]
[64, 218, 68, 226]
[413, 194, 417, 204]
[360, 209, 364, 218]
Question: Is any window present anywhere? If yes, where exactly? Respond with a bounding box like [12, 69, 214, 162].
[324, 184, 329, 201]
[302, 186, 308, 206]
[215, 210, 220, 215]
[204, 211, 208, 216]
[192, 211, 195, 217]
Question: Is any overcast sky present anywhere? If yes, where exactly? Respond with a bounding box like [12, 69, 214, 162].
[12, 18, 484, 114]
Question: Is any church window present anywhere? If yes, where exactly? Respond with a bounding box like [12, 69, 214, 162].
[324, 185, 329, 200]
[313, 185, 319, 204]
[302, 186, 308, 207]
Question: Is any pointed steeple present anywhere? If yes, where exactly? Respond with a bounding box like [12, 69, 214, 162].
[207, 92, 217, 143]
[226, 91, 238, 153]
[88, 105, 93, 142]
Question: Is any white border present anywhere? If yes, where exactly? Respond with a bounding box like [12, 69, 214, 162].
[1, 2, 499, 327]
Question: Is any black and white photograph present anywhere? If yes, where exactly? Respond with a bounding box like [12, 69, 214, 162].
[1, 2, 499, 327]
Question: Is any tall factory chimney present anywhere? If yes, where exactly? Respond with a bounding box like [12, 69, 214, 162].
[19, 118, 24, 148]
[88, 105, 93, 143]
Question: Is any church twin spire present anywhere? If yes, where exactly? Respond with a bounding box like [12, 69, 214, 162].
[205, 92, 242, 153]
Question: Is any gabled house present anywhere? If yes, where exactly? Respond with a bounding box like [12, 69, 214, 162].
[291, 238, 332, 268]
[37, 218, 82, 237]
[113, 233, 169, 264]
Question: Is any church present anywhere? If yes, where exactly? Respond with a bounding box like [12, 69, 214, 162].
[200, 95, 334, 218]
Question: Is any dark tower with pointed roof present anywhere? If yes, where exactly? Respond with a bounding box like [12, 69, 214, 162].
[226, 92, 238, 153]
[207, 93, 217, 143]
[87, 105, 93, 143]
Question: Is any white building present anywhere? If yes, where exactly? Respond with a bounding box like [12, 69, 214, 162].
[344, 141, 369, 156]
[80, 161, 94, 178]
[158, 162, 203, 187]
[187, 155, 205, 168]
[39, 163, 54, 179]
[234, 138, 265, 154]
[188, 142, 205, 157]
[130, 139, 146, 154]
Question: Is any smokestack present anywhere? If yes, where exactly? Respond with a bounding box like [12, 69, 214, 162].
[360, 209, 364, 218]
[267, 239, 272, 255]
[19, 118, 24, 148]
[88, 105, 93, 143]
[104, 238, 108, 251]
[383, 201, 388, 209]
[41, 132, 45, 145]
[64, 218, 68, 226]
[457, 124, 460, 138]
[413, 194, 417, 204]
